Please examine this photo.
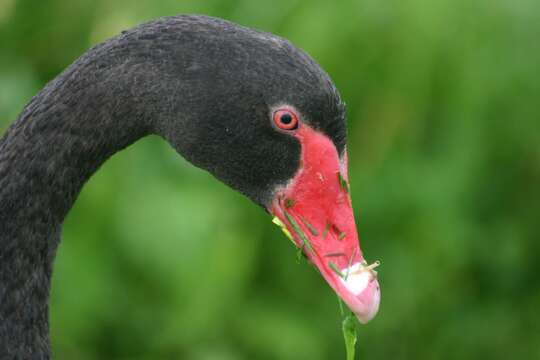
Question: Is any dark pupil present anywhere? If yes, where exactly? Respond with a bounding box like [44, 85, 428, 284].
[280, 113, 293, 124]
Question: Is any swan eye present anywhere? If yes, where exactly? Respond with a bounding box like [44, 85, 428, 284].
[273, 109, 299, 130]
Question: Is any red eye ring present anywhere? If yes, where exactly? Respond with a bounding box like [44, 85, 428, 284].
[273, 109, 299, 130]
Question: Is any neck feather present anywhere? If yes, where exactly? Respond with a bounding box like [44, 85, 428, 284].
[0, 64, 149, 357]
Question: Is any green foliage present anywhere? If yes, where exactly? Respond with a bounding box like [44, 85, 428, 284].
[342, 314, 357, 360]
[1, 0, 539, 359]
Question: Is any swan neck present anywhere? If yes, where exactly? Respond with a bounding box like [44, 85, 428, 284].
[0, 72, 149, 357]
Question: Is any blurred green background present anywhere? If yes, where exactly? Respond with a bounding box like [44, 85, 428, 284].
[1, 0, 539, 359]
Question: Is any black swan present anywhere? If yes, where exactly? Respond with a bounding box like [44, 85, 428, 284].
[0, 15, 380, 358]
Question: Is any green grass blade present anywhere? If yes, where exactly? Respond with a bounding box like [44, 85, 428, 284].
[284, 210, 315, 254]
[342, 314, 357, 360]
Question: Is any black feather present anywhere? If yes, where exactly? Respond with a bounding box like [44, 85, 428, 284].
[0, 15, 346, 358]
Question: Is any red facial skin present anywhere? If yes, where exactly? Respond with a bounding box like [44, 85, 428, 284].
[270, 120, 380, 323]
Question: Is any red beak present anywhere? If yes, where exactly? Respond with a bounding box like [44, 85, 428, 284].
[270, 124, 380, 323]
